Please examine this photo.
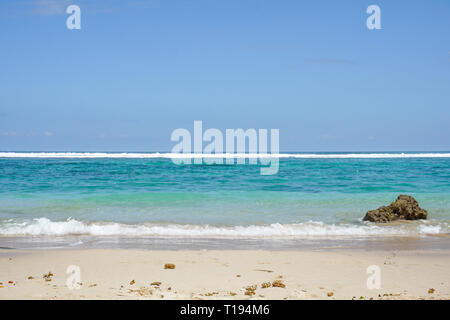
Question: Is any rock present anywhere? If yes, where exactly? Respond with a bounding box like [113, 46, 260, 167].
[272, 280, 286, 288]
[164, 263, 175, 269]
[363, 195, 427, 223]
[244, 285, 257, 296]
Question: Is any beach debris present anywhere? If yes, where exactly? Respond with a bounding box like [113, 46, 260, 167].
[164, 263, 176, 269]
[236, 274, 241, 277]
[129, 280, 135, 285]
[151, 282, 162, 287]
[364, 195, 427, 222]
[88, 284, 97, 288]
[272, 280, 286, 288]
[254, 269, 274, 273]
[8, 281, 14, 284]
[261, 282, 271, 289]
[327, 292, 334, 297]
[428, 288, 435, 294]
[43, 272, 53, 282]
[245, 285, 257, 296]
[0, 286, 3, 288]
[128, 287, 153, 296]
[204, 292, 218, 296]
[27, 276, 34, 280]
[229, 292, 237, 296]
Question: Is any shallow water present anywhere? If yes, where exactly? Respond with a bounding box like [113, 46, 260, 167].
[0, 153, 449, 246]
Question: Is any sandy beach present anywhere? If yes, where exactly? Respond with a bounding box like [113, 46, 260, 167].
[1, 248, 449, 300]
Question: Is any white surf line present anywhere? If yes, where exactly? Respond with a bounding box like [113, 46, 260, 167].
[1, 152, 450, 159]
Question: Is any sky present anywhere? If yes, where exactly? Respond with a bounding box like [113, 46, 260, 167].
[0, 0, 449, 152]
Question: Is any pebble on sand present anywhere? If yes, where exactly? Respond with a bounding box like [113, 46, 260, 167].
[272, 280, 286, 288]
[164, 263, 176, 269]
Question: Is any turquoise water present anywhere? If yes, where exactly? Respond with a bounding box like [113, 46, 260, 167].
[0, 154, 449, 238]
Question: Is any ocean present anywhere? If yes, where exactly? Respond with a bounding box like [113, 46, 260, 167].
[0, 152, 449, 249]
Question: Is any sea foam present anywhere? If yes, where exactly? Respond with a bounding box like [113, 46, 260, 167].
[1, 152, 450, 159]
[0, 218, 447, 237]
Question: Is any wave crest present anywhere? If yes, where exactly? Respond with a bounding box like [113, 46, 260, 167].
[0, 218, 447, 237]
[1, 152, 450, 159]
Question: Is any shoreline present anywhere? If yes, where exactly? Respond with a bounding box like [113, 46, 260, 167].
[1, 234, 450, 251]
[1, 248, 449, 300]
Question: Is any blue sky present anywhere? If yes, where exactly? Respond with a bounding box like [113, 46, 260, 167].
[0, 0, 449, 151]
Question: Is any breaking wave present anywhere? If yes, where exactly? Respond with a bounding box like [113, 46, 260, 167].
[1, 152, 450, 159]
[0, 218, 447, 238]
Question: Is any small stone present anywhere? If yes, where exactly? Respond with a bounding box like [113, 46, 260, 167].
[261, 282, 271, 289]
[164, 263, 175, 269]
[27, 276, 34, 280]
[151, 282, 162, 286]
[244, 285, 257, 296]
[272, 280, 286, 288]
[129, 280, 135, 285]
[43, 272, 53, 280]
[428, 288, 435, 294]
[327, 292, 334, 297]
